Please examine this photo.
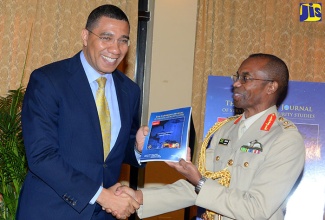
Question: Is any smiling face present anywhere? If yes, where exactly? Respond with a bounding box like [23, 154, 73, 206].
[81, 16, 130, 74]
[232, 57, 278, 118]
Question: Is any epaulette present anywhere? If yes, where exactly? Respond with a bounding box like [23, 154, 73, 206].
[278, 116, 297, 129]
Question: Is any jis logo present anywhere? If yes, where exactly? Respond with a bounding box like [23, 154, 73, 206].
[300, 3, 322, 22]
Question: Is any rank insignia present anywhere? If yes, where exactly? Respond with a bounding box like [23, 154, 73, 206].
[260, 113, 276, 131]
[240, 140, 263, 154]
[234, 115, 242, 124]
[219, 138, 230, 145]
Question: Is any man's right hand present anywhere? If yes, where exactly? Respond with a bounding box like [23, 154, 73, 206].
[115, 185, 143, 205]
[96, 183, 140, 219]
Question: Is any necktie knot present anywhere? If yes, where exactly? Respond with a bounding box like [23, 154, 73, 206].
[96, 77, 107, 89]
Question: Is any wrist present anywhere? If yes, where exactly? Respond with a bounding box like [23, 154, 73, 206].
[195, 176, 207, 194]
[135, 190, 143, 204]
[96, 188, 106, 205]
[134, 144, 142, 154]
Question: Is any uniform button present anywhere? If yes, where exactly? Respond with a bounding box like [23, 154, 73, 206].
[103, 164, 107, 168]
[228, 159, 234, 166]
[244, 162, 249, 167]
[215, 156, 220, 161]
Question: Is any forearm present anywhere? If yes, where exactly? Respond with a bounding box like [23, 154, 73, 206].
[137, 179, 196, 219]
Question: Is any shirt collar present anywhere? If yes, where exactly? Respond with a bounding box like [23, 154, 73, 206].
[241, 106, 275, 129]
[80, 51, 112, 84]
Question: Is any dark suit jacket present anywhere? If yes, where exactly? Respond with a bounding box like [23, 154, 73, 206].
[17, 52, 143, 220]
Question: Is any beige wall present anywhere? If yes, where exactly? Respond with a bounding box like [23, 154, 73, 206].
[145, 0, 197, 118]
[136, 3, 199, 218]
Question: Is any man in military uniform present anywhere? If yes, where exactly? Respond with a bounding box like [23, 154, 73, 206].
[116, 53, 305, 220]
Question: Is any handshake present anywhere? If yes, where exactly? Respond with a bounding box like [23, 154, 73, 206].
[96, 183, 143, 219]
[96, 147, 193, 219]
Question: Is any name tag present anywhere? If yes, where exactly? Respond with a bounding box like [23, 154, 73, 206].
[219, 138, 230, 145]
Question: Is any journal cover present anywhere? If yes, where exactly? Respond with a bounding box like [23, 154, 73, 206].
[140, 106, 192, 162]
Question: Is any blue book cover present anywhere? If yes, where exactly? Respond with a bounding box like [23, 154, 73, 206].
[140, 106, 192, 162]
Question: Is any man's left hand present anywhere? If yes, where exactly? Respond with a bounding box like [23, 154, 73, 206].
[166, 158, 201, 186]
[135, 126, 149, 153]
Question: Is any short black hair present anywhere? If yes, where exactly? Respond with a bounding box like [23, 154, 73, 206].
[248, 53, 289, 97]
[85, 4, 129, 30]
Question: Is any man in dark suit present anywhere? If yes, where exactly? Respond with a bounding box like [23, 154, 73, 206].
[17, 4, 146, 220]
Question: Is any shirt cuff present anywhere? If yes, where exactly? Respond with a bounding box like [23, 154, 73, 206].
[135, 148, 142, 165]
[89, 186, 103, 205]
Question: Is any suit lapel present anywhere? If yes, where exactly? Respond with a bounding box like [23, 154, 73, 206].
[66, 53, 102, 147]
[109, 71, 129, 154]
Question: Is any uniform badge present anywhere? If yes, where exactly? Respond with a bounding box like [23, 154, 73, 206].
[240, 140, 263, 154]
[260, 113, 276, 131]
[219, 138, 230, 145]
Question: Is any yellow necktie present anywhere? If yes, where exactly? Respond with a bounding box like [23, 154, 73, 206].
[96, 77, 111, 160]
